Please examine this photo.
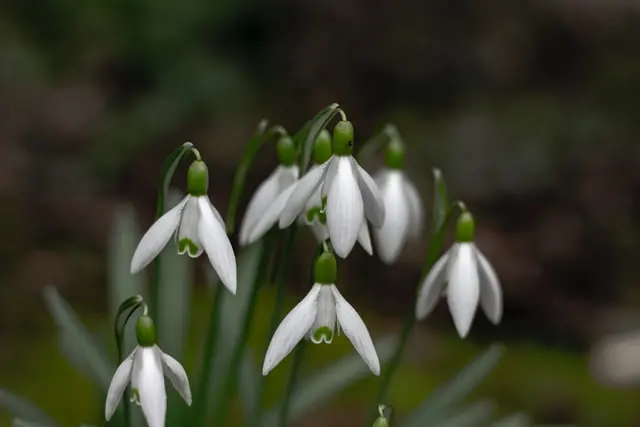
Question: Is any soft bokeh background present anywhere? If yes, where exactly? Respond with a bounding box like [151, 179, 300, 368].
[2, 0, 640, 426]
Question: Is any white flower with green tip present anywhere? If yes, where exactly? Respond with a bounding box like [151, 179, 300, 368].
[415, 212, 503, 338]
[130, 160, 237, 294]
[105, 315, 191, 427]
[262, 251, 380, 375]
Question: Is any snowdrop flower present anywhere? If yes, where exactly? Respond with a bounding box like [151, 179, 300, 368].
[105, 315, 191, 427]
[415, 212, 502, 338]
[238, 136, 299, 246]
[278, 121, 385, 258]
[130, 159, 237, 294]
[372, 139, 424, 264]
[262, 251, 380, 375]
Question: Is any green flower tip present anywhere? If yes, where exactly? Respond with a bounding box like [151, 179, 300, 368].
[276, 135, 296, 166]
[136, 315, 156, 347]
[332, 121, 354, 156]
[313, 129, 333, 164]
[456, 211, 475, 243]
[187, 160, 209, 196]
[314, 251, 337, 284]
[385, 139, 404, 169]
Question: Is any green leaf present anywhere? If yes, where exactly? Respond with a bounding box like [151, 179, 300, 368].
[156, 142, 195, 219]
[295, 103, 340, 172]
[491, 413, 532, 427]
[432, 168, 449, 232]
[225, 119, 270, 234]
[204, 240, 265, 418]
[43, 286, 113, 391]
[238, 348, 260, 424]
[431, 400, 495, 427]
[0, 391, 59, 427]
[157, 189, 193, 359]
[403, 344, 504, 427]
[108, 204, 146, 354]
[12, 420, 48, 427]
[262, 334, 399, 427]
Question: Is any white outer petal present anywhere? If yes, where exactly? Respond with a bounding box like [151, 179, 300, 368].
[206, 197, 226, 227]
[160, 350, 192, 405]
[105, 348, 136, 420]
[326, 157, 363, 258]
[415, 250, 450, 320]
[262, 284, 321, 375]
[130, 196, 188, 273]
[131, 347, 166, 427]
[357, 222, 373, 255]
[403, 176, 425, 239]
[247, 183, 296, 245]
[198, 197, 237, 294]
[446, 243, 480, 338]
[321, 156, 340, 198]
[239, 165, 299, 247]
[475, 246, 503, 325]
[372, 170, 410, 264]
[331, 285, 380, 375]
[352, 158, 385, 228]
[279, 160, 330, 228]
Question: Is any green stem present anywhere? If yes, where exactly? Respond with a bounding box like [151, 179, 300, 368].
[192, 280, 225, 427]
[252, 227, 298, 427]
[278, 340, 307, 427]
[214, 236, 273, 427]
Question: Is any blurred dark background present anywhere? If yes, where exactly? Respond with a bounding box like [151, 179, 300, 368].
[2, 0, 640, 426]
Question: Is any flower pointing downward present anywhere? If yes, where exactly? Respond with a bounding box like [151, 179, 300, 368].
[130, 159, 237, 294]
[262, 251, 380, 375]
[105, 315, 191, 427]
[415, 212, 503, 338]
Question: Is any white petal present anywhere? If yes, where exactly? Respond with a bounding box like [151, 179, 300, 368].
[447, 243, 480, 338]
[321, 156, 340, 198]
[357, 221, 373, 256]
[161, 350, 192, 405]
[351, 158, 385, 228]
[310, 285, 337, 343]
[198, 197, 237, 294]
[247, 183, 296, 245]
[279, 160, 330, 228]
[304, 164, 325, 211]
[475, 247, 503, 325]
[372, 170, 410, 264]
[402, 175, 425, 239]
[331, 285, 380, 375]
[239, 166, 298, 247]
[326, 157, 364, 258]
[176, 196, 203, 258]
[415, 250, 450, 320]
[131, 347, 166, 427]
[206, 197, 226, 227]
[105, 349, 136, 420]
[130, 196, 188, 273]
[262, 284, 321, 375]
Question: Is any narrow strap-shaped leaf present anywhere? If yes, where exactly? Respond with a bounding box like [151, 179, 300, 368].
[0, 391, 59, 427]
[431, 400, 495, 427]
[295, 103, 340, 172]
[262, 334, 399, 427]
[491, 413, 532, 427]
[238, 348, 260, 425]
[432, 168, 449, 234]
[403, 344, 504, 427]
[43, 286, 113, 391]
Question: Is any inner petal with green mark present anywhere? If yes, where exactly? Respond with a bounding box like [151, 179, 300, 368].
[311, 326, 334, 344]
[176, 197, 203, 258]
[130, 388, 141, 406]
[310, 285, 337, 344]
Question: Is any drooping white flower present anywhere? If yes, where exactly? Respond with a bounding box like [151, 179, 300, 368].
[372, 140, 424, 264]
[262, 252, 380, 375]
[238, 136, 300, 246]
[130, 160, 237, 294]
[105, 315, 191, 427]
[278, 121, 385, 258]
[415, 212, 502, 338]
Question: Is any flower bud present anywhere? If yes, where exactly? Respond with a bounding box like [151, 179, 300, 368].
[455, 211, 475, 243]
[314, 251, 337, 284]
[276, 135, 296, 166]
[384, 139, 404, 169]
[333, 121, 354, 156]
[313, 129, 333, 164]
[372, 417, 390, 427]
[136, 314, 156, 347]
[187, 160, 209, 196]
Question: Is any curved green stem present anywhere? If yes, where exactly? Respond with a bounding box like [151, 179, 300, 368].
[356, 123, 400, 163]
[278, 339, 307, 427]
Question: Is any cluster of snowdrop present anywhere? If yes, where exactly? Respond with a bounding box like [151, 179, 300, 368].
[105, 109, 503, 427]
